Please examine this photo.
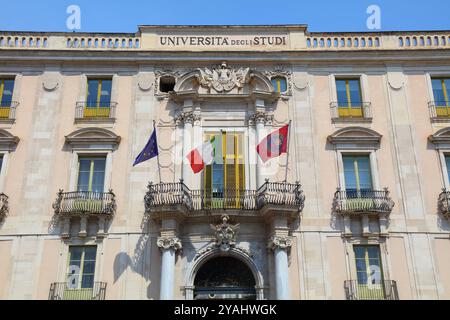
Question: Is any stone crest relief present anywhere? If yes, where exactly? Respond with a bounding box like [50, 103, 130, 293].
[197, 62, 250, 92]
[194, 214, 252, 260]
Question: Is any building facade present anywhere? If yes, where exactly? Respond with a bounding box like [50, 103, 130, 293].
[0, 25, 450, 300]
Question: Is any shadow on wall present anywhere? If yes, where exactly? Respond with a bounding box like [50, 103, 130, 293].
[112, 215, 160, 299]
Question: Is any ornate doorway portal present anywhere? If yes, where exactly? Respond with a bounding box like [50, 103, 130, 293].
[194, 256, 256, 300]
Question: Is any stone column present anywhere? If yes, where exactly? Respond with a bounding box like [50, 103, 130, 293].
[157, 236, 182, 300]
[177, 111, 195, 189]
[268, 236, 292, 300]
[251, 110, 272, 188]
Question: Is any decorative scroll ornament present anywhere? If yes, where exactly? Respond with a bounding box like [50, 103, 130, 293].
[211, 214, 240, 252]
[267, 236, 293, 251]
[197, 62, 250, 92]
[157, 237, 183, 252]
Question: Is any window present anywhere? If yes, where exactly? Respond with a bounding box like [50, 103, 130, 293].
[159, 76, 176, 93]
[271, 77, 287, 93]
[77, 157, 106, 193]
[66, 246, 97, 292]
[204, 132, 245, 208]
[343, 155, 373, 197]
[353, 245, 385, 299]
[431, 78, 450, 116]
[85, 79, 112, 118]
[336, 78, 363, 117]
[445, 155, 450, 184]
[0, 79, 15, 118]
[0, 155, 3, 172]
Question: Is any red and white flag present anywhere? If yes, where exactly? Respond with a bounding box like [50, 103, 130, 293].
[186, 136, 217, 174]
[256, 124, 290, 163]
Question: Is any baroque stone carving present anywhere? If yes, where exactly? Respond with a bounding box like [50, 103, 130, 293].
[157, 237, 183, 252]
[197, 62, 250, 92]
[211, 215, 240, 252]
[174, 111, 201, 125]
[267, 236, 293, 251]
[249, 111, 274, 125]
[194, 215, 253, 260]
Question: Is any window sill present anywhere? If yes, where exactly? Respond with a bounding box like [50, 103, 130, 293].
[74, 118, 116, 124]
[0, 118, 15, 125]
[332, 117, 372, 124]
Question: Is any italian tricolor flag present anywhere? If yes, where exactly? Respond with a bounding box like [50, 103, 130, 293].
[186, 136, 219, 174]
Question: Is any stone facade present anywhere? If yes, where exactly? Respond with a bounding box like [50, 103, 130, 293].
[0, 25, 449, 300]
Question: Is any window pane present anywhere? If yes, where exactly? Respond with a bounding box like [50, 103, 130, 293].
[432, 79, 446, 104]
[87, 80, 99, 106]
[356, 156, 373, 190]
[348, 79, 362, 106]
[343, 156, 357, 190]
[99, 80, 112, 105]
[1, 80, 14, 106]
[336, 80, 348, 106]
[81, 275, 94, 289]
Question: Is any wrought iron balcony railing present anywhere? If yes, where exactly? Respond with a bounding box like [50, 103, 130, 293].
[428, 101, 450, 120]
[75, 101, 117, 121]
[330, 101, 372, 121]
[48, 282, 107, 300]
[53, 190, 116, 216]
[438, 189, 450, 218]
[0, 193, 8, 220]
[334, 188, 394, 215]
[145, 180, 305, 215]
[0, 100, 18, 121]
[344, 280, 399, 300]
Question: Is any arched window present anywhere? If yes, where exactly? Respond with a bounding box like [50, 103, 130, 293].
[271, 76, 287, 93]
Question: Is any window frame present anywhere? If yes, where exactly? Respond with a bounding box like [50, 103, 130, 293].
[76, 156, 107, 193]
[337, 150, 380, 191]
[201, 127, 250, 192]
[66, 245, 98, 289]
[0, 77, 15, 107]
[271, 76, 288, 94]
[69, 151, 112, 193]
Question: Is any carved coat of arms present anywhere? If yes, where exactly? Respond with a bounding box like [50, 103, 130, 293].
[197, 62, 250, 92]
[211, 214, 240, 252]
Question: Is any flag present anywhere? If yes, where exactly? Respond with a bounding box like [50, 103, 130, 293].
[256, 124, 289, 163]
[133, 128, 159, 166]
[186, 135, 219, 174]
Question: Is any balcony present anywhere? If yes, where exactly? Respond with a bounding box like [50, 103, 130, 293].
[75, 101, 117, 123]
[48, 282, 107, 300]
[438, 189, 450, 219]
[428, 101, 450, 122]
[0, 193, 8, 220]
[0, 100, 18, 124]
[145, 180, 305, 220]
[344, 280, 399, 300]
[330, 102, 372, 123]
[53, 190, 116, 216]
[334, 188, 394, 216]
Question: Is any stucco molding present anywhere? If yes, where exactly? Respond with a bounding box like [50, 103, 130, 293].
[0, 129, 19, 151]
[429, 127, 450, 149]
[327, 126, 382, 149]
[65, 127, 121, 150]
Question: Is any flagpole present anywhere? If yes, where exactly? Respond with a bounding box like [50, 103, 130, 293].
[284, 120, 292, 183]
[154, 120, 162, 184]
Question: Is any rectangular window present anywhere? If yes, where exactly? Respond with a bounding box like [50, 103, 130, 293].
[0, 79, 15, 118]
[445, 155, 450, 184]
[77, 156, 106, 193]
[85, 79, 112, 118]
[343, 155, 373, 196]
[66, 246, 97, 289]
[204, 132, 245, 208]
[353, 245, 385, 299]
[432, 78, 450, 116]
[336, 78, 363, 118]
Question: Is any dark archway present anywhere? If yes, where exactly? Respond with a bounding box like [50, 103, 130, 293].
[193, 256, 257, 300]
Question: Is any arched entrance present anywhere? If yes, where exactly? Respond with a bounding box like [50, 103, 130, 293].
[193, 256, 257, 300]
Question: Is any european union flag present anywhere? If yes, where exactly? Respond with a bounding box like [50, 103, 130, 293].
[133, 128, 159, 166]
